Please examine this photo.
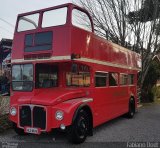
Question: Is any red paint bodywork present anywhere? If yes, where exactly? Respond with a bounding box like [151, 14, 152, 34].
[10, 3, 141, 133]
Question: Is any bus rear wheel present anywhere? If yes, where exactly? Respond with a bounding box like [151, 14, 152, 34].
[127, 98, 135, 118]
[68, 110, 89, 144]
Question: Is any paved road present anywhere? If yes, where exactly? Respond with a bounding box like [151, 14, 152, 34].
[0, 104, 160, 148]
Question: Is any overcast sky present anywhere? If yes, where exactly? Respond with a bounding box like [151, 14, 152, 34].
[0, 0, 73, 40]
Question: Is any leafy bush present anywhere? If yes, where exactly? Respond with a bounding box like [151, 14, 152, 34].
[141, 60, 160, 102]
[155, 86, 160, 98]
[0, 76, 7, 84]
[141, 90, 154, 102]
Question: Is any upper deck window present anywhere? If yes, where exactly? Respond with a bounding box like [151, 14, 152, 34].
[72, 9, 92, 32]
[42, 7, 67, 28]
[17, 13, 39, 32]
[24, 31, 53, 52]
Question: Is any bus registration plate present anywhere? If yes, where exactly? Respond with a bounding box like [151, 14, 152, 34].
[25, 127, 40, 134]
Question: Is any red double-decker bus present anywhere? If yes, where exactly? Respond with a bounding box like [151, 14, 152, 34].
[10, 3, 141, 143]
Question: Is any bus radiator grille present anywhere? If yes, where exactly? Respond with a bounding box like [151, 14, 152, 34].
[33, 106, 46, 130]
[20, 106, 32, 127]
[19, 105, 46, 130]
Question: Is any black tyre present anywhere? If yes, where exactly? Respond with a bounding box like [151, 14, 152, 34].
[127, 98, 135, 118]
[13, 123, 26, 135]
[68, 110, 89, 144]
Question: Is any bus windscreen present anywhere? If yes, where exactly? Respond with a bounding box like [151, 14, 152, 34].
[12, 64, 33, 91]
[17, 7, 68, 32]
[17, 13, 39, 32]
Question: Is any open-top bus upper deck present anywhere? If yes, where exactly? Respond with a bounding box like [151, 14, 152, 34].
[12, 3, 141, 71]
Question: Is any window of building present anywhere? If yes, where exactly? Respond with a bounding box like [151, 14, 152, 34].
[72, 9, 92, 32]
[17, 13, 39, 32]
[128, 74, 134, 85]
[109, 73, 118, 86]
[120, 74, 128, 85]
[42, 7, 67, 28]
[95, 72, 108, 87]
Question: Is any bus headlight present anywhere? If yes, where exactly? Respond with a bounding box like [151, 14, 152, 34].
[10, 107, 17, 116]
[55, 110, 64, 121]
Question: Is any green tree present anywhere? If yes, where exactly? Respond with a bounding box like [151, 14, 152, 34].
[77, 0, 160, 101]
[141, 60, 160, 102]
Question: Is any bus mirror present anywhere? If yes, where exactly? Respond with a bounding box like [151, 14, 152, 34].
[71, 53, 81, 60]
[71, 63, 78, 73]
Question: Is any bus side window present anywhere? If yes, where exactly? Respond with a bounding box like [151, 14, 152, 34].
[128, 74, 135, 85]
[109, 73, 118, 86]
[72, 9, 92, 32]
[120, 74, 128, 85]
[35, 64, 58, 88]
[95, 72, 108, 87]
[66, 64, 90, 87]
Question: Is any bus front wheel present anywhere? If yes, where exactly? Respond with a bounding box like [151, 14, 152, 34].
[127, 98, 135, 118]
[13, 122, 26, 135]
[67, 110, 89, 144]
